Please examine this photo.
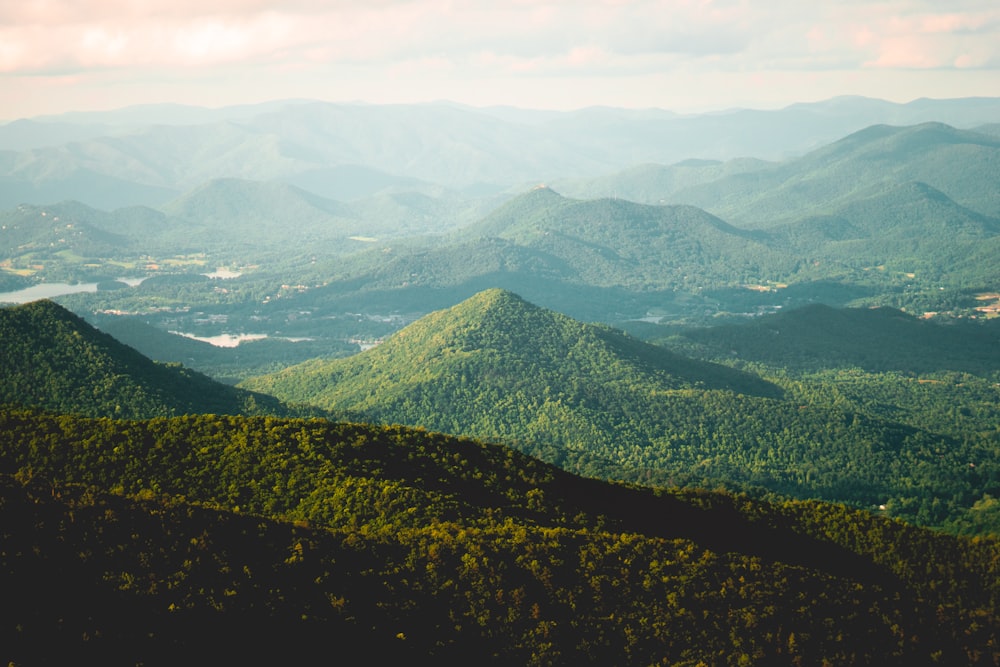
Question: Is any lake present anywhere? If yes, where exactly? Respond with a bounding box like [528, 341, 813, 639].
[0, 278, 146, 304]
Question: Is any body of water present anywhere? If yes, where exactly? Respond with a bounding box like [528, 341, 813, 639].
[170, 332, 268, 348]
[0, 278, 147, 304]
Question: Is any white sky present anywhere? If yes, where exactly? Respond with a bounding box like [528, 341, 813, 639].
[2, 0, 999, 119]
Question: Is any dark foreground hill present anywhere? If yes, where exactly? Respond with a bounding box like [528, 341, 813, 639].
[0, 299, 290, 418]
[2, 407, 999, 665]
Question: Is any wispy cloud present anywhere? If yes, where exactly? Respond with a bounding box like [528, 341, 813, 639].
[1, 0, 998, 116]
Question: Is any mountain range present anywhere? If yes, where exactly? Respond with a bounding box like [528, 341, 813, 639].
[240, 289, 1000, 535]
[3, 96, 1000, 211]
[3, 95, 1000, 664]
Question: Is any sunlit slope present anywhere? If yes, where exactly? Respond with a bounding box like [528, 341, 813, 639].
[241, 290, 992, 524]
[0, 299, 289, 418]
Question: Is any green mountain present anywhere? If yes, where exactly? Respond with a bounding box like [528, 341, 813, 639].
[2, 407, 999, 665]
[0, 299, 289, 418]
[683, 303, 1000, 376]
[764, 180, 1000, 286]
[158, 177, 363, 247]
[296, 188, 794, 319]
[241, 290, 1000, 534]
[243, 287, 780, 412]
[672, 122, 1000, 225]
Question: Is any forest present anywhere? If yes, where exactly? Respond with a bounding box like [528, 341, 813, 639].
[2, 100, 1000, 664]
[2, 406, 1000, 665]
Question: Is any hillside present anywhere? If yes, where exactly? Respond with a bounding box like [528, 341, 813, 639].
[682, 303, 1000, 376]
[243, 287, 780, 407]
[298, 188, 793, 317]
[241, 290, 1000, 533]
[671, 122, 1000, 225]
[2, 407, 999, 664]
[0, 299, 290, 418]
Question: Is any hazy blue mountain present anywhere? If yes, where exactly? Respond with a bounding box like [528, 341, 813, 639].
[159, 177, 359, 241]
[670, 122, 1000, 225]
[0, 119, 118, 151]
[0, 162, 180, 210]
[282, 163, 434, 201]
[553, 157, 774, 203]
[3, 97, 999, 210]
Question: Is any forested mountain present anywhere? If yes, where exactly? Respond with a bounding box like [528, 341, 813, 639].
[288, 177, 1000, 323]
[242, 290, 1000, 533]
[0, 300, 290, 418]
[3, 407, 999, 665]
[563, 122, 1000, 226]
[676, 123, 1000, 225]
[243, 287, 779, 404]
[680, 303, 1000, 376]
[4, 97, 1000, 211]
[294, 187, 791, 318]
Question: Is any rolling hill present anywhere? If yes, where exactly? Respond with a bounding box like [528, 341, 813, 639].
[2, 407, 999, 664]
[0, 299, 290, 418]
[672, 122, 1000, 225]
[240, 289, 1000, 533]
[681, 302, 1000, 376]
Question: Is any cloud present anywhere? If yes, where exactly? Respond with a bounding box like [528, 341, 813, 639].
[1, 0, 998, 117]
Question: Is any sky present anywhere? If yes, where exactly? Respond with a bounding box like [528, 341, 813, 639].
[2, 0, 999, 120]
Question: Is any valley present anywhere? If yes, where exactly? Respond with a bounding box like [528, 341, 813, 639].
[2, 96, 999, 664]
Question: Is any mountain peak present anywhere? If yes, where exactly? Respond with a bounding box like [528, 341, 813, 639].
[244, 289, 781, 427]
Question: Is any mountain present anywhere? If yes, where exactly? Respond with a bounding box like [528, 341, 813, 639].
[244, 286, 778, 406]
[673, 122, 1000, 225]
[297, 188, 792, 319]
[238, 289, 1000, 533]
[765, 180, 1000, 286]
[553, 157, 774, 203]
[158, 177, 371, 249]
[681, 303, 1000, 376]
[0, 299, 290, 418]
[4, 97, 1000, 210]
[2, 407, 999, 664]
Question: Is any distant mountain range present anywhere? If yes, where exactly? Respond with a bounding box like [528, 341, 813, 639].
[3, 96, 1000, 210]
[3, 106, 999, 327]
[559, 122, 1000, 223]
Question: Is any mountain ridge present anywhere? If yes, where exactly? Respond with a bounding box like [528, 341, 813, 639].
[0, 299, 291, 418]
